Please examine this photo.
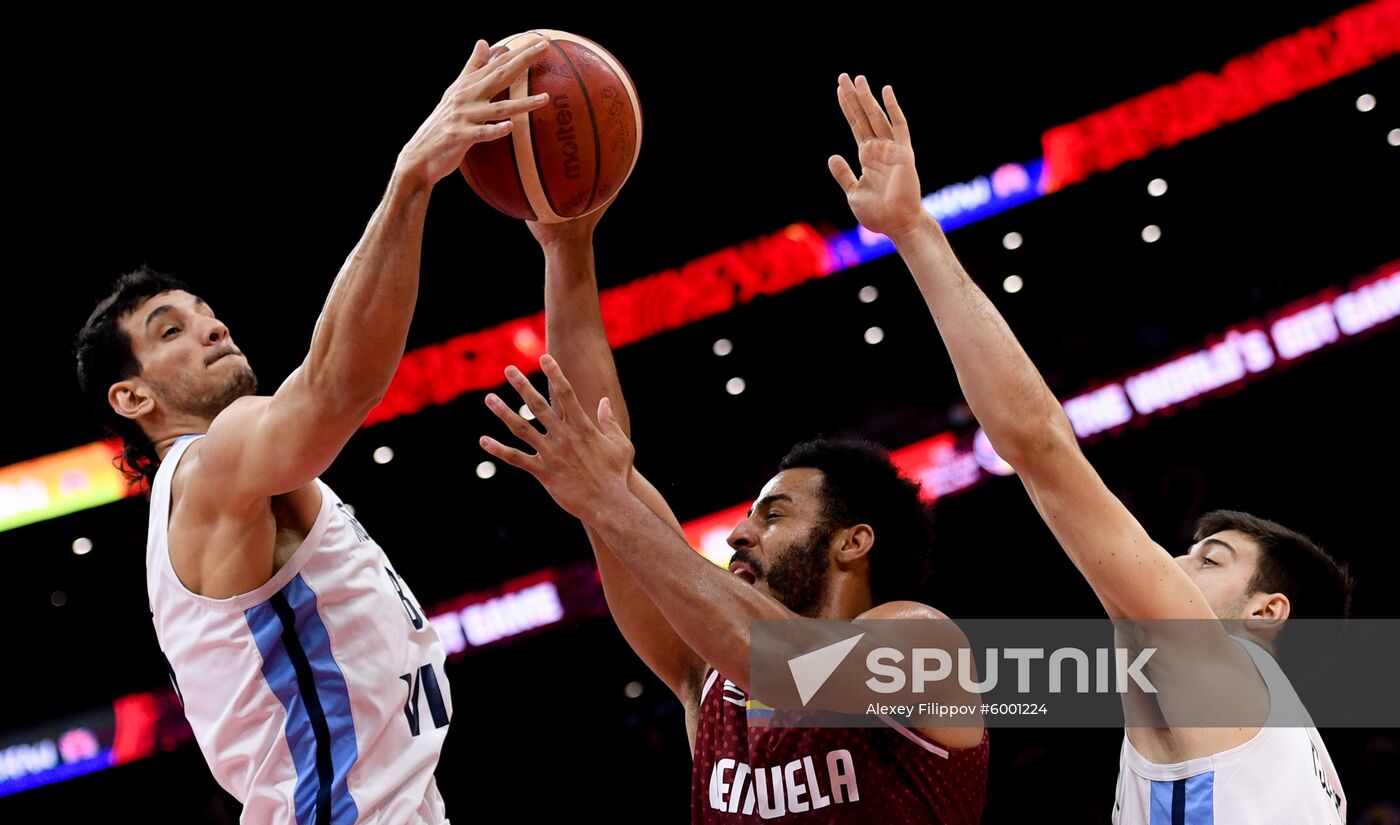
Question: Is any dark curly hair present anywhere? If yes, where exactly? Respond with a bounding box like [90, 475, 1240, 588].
[75, 266, 191, 486]
[779, 439, 935, 605]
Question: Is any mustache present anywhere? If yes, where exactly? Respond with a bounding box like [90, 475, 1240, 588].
[729, 549, 765, 579]
[205, 346, 241, 366]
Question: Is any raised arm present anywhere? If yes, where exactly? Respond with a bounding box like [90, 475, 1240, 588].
[482, 357, 797, 694]
[481, 358, 987, 755]
[202, 38, 553, 502]
[828, 74, 1212, 622]
[527, 213, 707, 702]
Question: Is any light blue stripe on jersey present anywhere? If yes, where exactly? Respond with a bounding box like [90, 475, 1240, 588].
[1150, 773, 1214, 825]
[1183, 774, 1214, 823]
[246, 575, 360, 825]
[1149, 777, 1174, 825]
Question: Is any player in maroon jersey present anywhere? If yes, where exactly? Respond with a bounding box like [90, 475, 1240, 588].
[477, 79, 988, 819]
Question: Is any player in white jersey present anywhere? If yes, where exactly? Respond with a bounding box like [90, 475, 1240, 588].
[823, 75, 1353, 822]
[145, 434, 453, 823]
[73, 36, 554, 823]
[1113, 633, 1344, 822]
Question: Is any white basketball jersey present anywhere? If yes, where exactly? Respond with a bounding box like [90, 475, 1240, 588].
[146, 436, 453, 824]
[1113, 636, 1344, 824]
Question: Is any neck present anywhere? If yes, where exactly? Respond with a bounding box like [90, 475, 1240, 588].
[813, 573, 874, 620]
[149, 415, 214, 460]
[1230, 627, 1278, 657]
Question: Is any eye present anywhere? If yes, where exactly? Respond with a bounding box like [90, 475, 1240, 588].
[162, 326, 180, 338]
[765, 512, 783, 522]
[1201, 557, 1217, 567]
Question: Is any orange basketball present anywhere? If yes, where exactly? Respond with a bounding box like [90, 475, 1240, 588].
[460, 30, 642, 223]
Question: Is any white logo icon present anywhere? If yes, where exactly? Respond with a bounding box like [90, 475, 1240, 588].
[788, 633, 865, 706]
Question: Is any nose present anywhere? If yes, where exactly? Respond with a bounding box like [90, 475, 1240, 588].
[204, 316, 229, 345]
[727, 518, 757, 552]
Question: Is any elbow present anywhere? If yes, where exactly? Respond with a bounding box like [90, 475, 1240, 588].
[986, 408, 1078, 470]
[344, 382, 389, 420]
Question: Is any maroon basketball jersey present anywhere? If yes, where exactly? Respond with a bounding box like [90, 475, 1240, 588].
[691, 669, 988, 823]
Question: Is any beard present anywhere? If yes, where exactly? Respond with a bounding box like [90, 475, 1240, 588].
[735, 521, 836, 617]
[152, 360, 258, 421]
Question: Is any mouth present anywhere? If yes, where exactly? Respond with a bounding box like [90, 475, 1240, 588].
[729, 560, 758, 585]
[206, 349, 241, 366]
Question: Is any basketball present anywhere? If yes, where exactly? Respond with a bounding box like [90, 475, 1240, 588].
[460, 30, 642, 223]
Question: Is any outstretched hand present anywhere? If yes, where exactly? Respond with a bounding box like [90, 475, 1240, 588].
[828, 74, 931, 242]
[480, 355, 635, 522]
[396, 35, 554, 188]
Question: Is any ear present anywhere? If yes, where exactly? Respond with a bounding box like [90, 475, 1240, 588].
[109, 378, 155, 422]
[835, 523, 875, 566]
[1243, 591, 1291, 635]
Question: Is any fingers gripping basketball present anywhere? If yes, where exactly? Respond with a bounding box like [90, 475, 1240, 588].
[460, 30, 643, 223]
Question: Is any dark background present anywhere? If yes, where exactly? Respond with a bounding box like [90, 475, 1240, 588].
[3, 4, 1397, 822]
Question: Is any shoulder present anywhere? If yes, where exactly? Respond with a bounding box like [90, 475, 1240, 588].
[200, 394, 274, 452]
[178, 396, 275, 503]
[856, 600, 971, 654]
[171, 401, 275, 517]
[857, 600, 951, 621]
[859, 601, 986, 750]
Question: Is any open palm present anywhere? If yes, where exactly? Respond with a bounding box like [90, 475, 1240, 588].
[829, 75, 928, 241]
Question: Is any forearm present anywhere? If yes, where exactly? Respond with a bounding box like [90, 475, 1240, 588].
[892, 216, 1075, 464]
[302, 171, 431, 409]
[893, 221, 1202, 617]
[586, 489, 794, 688]
[581, 521, 699, 687]
[828, 77, 1194, 620]
[540, 235, 709, 691]
[541, 235, 630, 432]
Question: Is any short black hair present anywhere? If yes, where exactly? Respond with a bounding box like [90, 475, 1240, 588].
[75, 266, 191, 485]
[1194, 510, 1354, 620]
[779, 439, 935, 605]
